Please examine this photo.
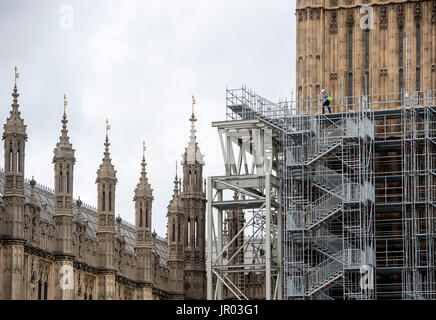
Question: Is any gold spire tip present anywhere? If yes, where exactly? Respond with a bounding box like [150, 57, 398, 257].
[14, 66, 19, 84]
[106, 119, 110, 134]
[192, 95, 196, 114]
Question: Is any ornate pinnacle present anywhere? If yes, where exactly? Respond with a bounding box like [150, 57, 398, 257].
[104, 119, 111, 159]
[141, 140, 147, 175]
[174, 161, 179, 193]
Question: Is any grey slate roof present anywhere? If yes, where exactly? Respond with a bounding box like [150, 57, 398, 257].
[0, 171, 168, 267]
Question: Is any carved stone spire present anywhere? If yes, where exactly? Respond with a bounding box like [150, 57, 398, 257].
[3, 67, 26, 139]
[183, 95, 204, 165]
[134, 141, 152, 198]
[97, 119, 117, 181]
[53, 95, 75, 161]
[167, 161, 183, 213]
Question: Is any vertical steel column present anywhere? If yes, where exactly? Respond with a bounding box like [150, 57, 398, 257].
[207, 177, 213, 300]
[265, 173, 271, 300]
[277, 181, 283, 300]
[217, 190, 223, 300]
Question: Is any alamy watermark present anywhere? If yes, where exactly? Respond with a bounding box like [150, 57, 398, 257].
[60, 5, 74, 30]
[360, 264, 374, 291]
[360, 6, 374, 30]
[59, 264, 74, 290]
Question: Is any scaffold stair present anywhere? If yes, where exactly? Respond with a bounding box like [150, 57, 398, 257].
[305, 252, 344, 296]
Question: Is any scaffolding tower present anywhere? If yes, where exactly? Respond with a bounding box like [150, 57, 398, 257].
[207, 86, 436, 300]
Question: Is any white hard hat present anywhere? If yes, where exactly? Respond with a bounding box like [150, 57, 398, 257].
[321, 89, 326, 93]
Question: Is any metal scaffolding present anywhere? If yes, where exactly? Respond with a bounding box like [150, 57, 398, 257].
[207, 86, 436, 300]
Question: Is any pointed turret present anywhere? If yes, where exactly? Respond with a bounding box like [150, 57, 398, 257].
[52, 95, 76, 267]
[1, 66, 27, 299]
[96, 120, 117, 272]
[134, 141, 154, 283]
[96, 120, 117, 299]
[180, 95, 207, 299]
[167, 161, 185, 296]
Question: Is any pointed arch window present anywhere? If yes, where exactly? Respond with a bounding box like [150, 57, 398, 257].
[178, 219, 181, 243]
[8, 143, 13, 172]
[139, 207, 143, 227]
[187, 217, 191, 246]
[195, 218, 198, 247]
[365, 29, 370, 70]
[348, 28, 353, 70]
[16, 143, 20, 172]
[172, 221, 176, 242]
[194, 171, 197, 186]
[399, 26, 404, 67]
[59, 168, 63, 193]
[66, 168, 70, 193]
[188, 171, 192, 186]
[102, 186, 106, 211]
[108, 187, 112, 212]
[145, 206, 149, 228]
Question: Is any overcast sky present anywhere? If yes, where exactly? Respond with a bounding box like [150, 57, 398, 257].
[0, 0, 296, 237]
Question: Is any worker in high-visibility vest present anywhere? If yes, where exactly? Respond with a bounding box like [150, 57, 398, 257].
[322, 89, 332, 114]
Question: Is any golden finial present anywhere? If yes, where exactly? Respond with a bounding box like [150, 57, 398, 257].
[64, 94, 68, 112]
[192, 95, 196, 114]
[106, 119, 111, 135]
[14, 66, 19, 85]
[143, 140, 146, 157]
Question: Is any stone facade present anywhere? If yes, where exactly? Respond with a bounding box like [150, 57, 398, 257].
[296, 0, 436, 111]
[0, 81, 207, 300]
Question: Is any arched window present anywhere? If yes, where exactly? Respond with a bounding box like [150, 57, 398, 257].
[102, 187, 106, 211]
[16, 143, 20, 172]
[194, 171, 197, 186]
[145, 207, 149, 228]
[399, 26, 404, 67]
[59, 168, 63, 193]
[188, 171, 192, 186]
[66, 169, 70, 193]
[416, 24, 421, 66]
[348, 29, 353, 70]
[365, 29, 370, 70]
[108, 187, 112, 211]
[187, 217, 191, 246]
[8, 144, 13, 172]
[177, 219, 181, 243]
[172, 221, 176, 242]
[195, 218, 198, 247]
[139, 207, 143, 227]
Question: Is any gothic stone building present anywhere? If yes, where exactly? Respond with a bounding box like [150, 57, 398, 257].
[0, 80, 206, 300]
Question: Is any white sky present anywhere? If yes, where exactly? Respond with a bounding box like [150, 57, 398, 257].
[0, 0, 297, 237]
